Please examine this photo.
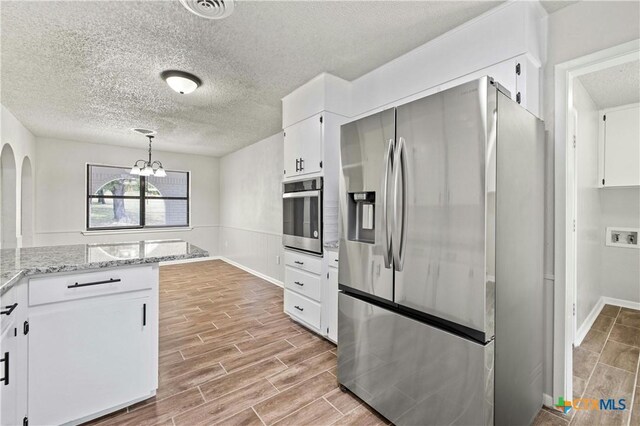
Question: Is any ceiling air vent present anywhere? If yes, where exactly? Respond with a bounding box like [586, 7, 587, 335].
[179, 0, 235, 20]
[131, 128, 156, 136]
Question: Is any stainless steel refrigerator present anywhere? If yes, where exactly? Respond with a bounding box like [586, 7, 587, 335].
[337, 76, 544, 426]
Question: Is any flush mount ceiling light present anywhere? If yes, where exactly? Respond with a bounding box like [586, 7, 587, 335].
[131, 128, 156, 136]
[130, 135, 167, 177]
[161, 70, 201, 95]
[179, 0, 235, 20]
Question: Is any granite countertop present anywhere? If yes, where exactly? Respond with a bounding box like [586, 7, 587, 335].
[0, 239, 209, 294]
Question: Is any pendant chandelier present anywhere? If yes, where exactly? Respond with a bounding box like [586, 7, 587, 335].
[130, 135, 166, 177]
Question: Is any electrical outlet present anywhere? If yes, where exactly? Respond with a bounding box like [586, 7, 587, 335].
[225, 240, 228, 248]
[276, 255, 280, 265]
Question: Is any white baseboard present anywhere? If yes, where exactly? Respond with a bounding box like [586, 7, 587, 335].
[575, 298, 605, 346]
[575, 296, 640, 346]
[543, 393, 554, 408]
[602, 296, 640, 311]
[218, 256, 284, 288]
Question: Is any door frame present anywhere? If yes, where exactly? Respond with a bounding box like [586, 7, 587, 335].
[553, 39, 640, 404]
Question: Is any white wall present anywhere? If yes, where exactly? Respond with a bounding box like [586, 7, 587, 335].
[1, 104, 37, 248]
[574, 79, 602, 327]
[34, 137, 220, 255]
[599, 189, 640, 302]
[219, 132, 284, 283]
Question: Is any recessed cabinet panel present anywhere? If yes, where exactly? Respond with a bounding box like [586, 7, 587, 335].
[283, 113, 323, 178]
[28, 295, 154, 425]
[284, 289, 321, 330]
[0, 322, 18, 426]
[602, 104, 640, 187]
[284, 266, 321, 302]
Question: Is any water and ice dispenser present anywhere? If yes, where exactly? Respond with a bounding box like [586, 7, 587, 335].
[347, 191, 375, 244]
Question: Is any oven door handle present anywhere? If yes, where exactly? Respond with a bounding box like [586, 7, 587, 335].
[283, 190, 321, 199]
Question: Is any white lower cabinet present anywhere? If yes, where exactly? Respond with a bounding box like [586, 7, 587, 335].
[284, 248, 339, 343]
[284, 249, 324, 334]
[0, 321, 18, 426]
[0, 265, 159, 426]
[0, 284, 25, 426]
[323, 267, 338, 343]
[28, 294, 155, 425]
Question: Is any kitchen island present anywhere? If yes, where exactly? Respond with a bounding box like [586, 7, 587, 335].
[0, 239, 208, 426]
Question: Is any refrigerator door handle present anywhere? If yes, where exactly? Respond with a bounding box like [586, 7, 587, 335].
[393, 137, 408, 271]
[382, 139, 394, 269]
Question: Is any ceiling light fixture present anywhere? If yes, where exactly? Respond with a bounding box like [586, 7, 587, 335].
[130, 135, 167, 177]
[179, 0, 235, 20]
[161, 70, 201, 94]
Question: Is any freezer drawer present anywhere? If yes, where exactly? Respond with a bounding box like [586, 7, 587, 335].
[338, 293, 493, 426]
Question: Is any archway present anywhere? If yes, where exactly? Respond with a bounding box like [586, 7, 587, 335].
[1, 144, 17, 249]
[21, 156, 34, 247]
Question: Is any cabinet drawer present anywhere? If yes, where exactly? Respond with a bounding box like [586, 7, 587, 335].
[29, 266, 155, 306]
[284, 289, 321, 330]
[327, 250, 339, 269]
[285, 267, 321, 302]
[285, 251, 322, 275]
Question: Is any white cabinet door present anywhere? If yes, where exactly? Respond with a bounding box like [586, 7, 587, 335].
[603, 105, 640, 187]
[0, 322, 18, 426]
[299, 114, 323, 176]
[283, 129, 299, 179]
[283, 113, 323, 179]
[28, 295, 154, 425]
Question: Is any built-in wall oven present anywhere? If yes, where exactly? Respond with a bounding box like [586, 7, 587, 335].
[282, 177, 323, 255]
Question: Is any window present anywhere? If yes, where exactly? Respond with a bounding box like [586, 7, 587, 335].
[86, 165, 189, 230]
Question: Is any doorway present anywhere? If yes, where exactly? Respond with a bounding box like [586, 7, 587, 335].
[1, 143, 17, 249]
[21, 156, 34, 247]
[555, 39, 640, 419]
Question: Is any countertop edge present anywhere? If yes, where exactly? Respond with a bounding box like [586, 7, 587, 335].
[1, 251, 209, 296]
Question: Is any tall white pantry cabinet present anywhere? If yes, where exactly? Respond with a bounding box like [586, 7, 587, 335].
[281, 74, 349, 343]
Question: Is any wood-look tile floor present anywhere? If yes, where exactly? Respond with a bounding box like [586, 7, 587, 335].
[87, 260, 636, 426]
[532, 304, 640, 426]
[86, 260, 387, 426]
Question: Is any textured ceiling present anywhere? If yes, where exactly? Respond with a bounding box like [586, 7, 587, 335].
[1, 0, 512, 156]
[578, 59, 640, 109]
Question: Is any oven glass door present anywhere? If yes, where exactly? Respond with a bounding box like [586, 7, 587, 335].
[283, 190, 321, 253]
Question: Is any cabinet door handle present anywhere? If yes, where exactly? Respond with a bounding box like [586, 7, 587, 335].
[0, 352, 9, 386]
[294, 305, 304, 312]
[143, 303, 147, 327]
[67, 278, 121, 289]
[0, 303, 18, 316]
[295, 158, 299, 172]
[294, 281, 304, 286]
[299, 157, 304, 171]
[294, 261, 304, 265]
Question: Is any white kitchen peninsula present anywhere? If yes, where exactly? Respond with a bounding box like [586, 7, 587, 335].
[0, 239, 208, 426]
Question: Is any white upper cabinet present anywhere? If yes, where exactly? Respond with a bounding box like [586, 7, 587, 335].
[283, 113, 323, 179]
[600, 104, 640, 187]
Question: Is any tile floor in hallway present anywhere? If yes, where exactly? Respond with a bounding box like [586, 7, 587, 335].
[532, 304, 640, 426]
[85, 260, 635, 426]
[86, 260, 388, 426]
